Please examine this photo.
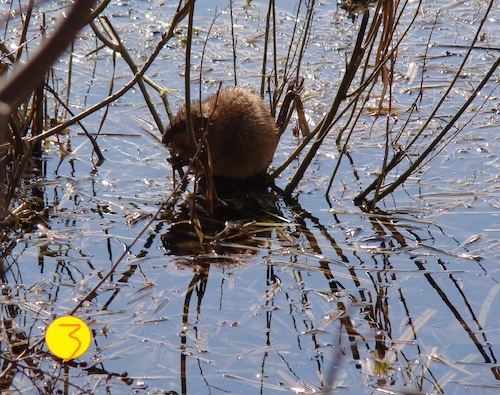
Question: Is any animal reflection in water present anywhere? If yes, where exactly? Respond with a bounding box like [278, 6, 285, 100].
[161, 188, 280, 264]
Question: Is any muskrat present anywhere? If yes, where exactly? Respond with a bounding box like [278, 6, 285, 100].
[162, 87, 279, 180]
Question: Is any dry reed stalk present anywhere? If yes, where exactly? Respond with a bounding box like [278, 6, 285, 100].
[229, 0, 238, 86]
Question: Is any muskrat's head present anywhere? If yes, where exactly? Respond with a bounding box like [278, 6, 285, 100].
[162, 107, 209, 168]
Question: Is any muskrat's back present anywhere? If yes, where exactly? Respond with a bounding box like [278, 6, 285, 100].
[162, 87, 279, 180]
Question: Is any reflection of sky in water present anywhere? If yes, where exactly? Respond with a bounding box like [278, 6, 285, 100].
[2, 0, 499, 393]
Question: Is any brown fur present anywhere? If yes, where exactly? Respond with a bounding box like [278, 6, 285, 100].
[162, 87, 279, 180]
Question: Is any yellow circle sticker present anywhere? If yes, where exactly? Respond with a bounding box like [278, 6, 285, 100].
[45, 316, 91, 361]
